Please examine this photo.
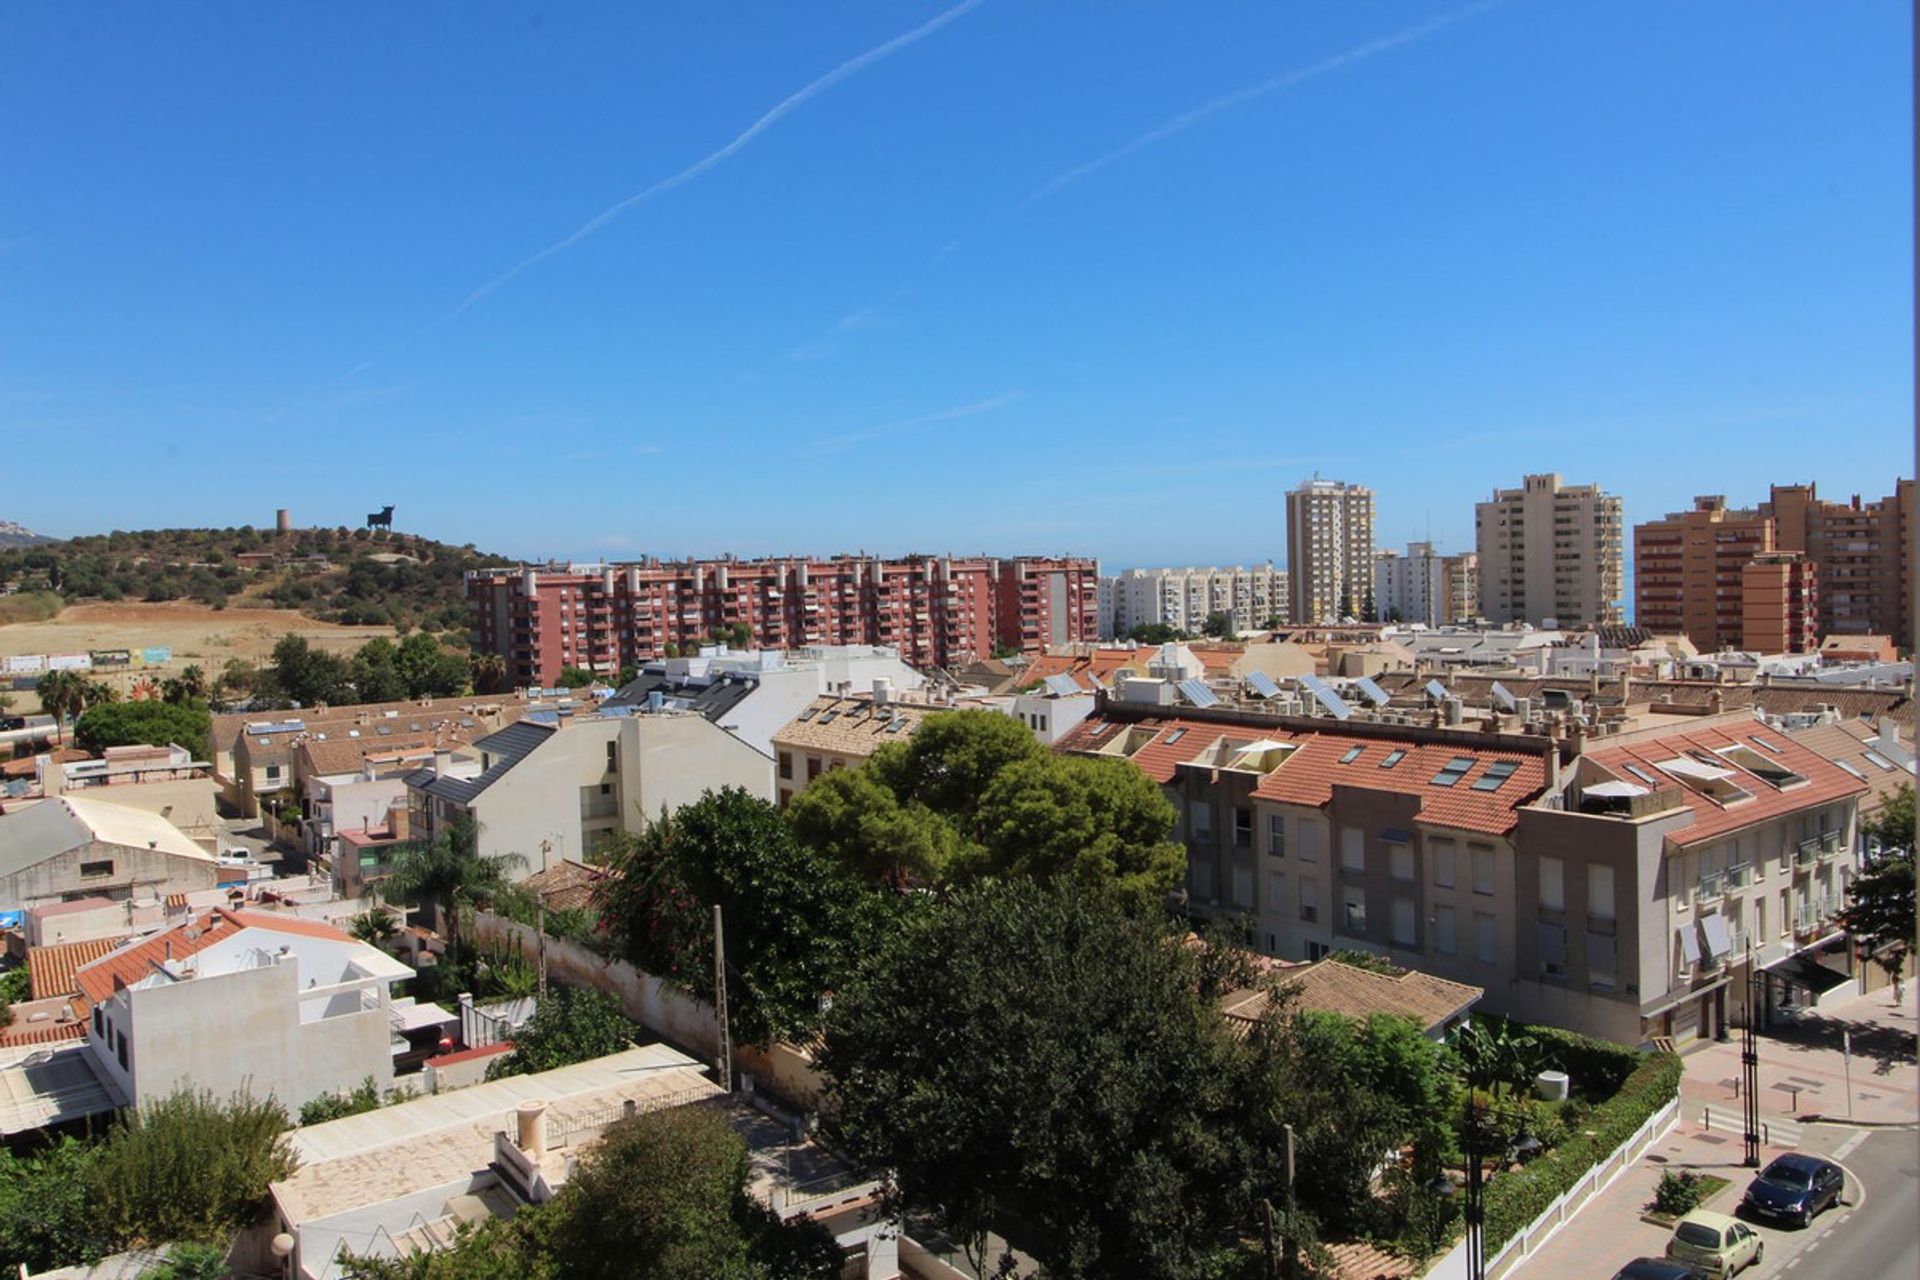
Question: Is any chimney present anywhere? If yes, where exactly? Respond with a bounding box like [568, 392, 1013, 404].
[388, 801, 410, 841]
[433, 750, 453, 776]
[516, 1101, 549, 1161]
[36, 754, 62, 798]
[872, 677, 892, 705]
[1709, 688, 1725, 715]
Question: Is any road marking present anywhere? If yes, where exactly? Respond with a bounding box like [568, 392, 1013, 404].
[1832, 1130, 1868, 1161]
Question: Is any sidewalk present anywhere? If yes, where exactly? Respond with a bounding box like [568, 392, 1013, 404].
[1509, 988, 1915, 1277]
[1680, 985, 1917, 1128]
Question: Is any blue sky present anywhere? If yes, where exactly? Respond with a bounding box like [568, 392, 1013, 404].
[1, 2, 1909, 570]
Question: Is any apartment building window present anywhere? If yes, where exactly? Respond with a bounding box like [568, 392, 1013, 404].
[1234, 808, 1253, 847]
[1390, 843, 1415, 884]
[1756, 894, 1767, 942]
[1268, 814, 1286, 858]
[80, 860, 114, 879]
[92, 1007, 103, 1037]
[1268, 872, 1286, 916]
[1586, 931, 1617, 992]
[1390, 895, 1417, 947]
[1299, 877, 1319, 923]
[1232, 864, 1254, 909]
[806, 757, 822, 782]
[1538, 924, 1567, 981]
[1297, 823, 1319, 863]
[778, 752, 793, 781]
[1470, 844, 1495, 895]
[1539, 857, 1565, 912]
[1340, 828, 1365, 874]
[1191, 804, 1212, 842]
[116, 1032, 128, 1071]
[1341, 885, 1367, 935]
[1588, 864, 1615, 923]
[1434, 904, 1457, 955]
[1779, 888, 1791, 936]
[1431, 840, 1455, 889]
[1192, 860, 1214, 901]
[1473, 912, 1497, 964]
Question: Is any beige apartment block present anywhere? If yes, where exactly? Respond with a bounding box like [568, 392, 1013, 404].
[1476, 473, 1624, 627]
[1287, 479, 1376, 625]
[1633, 496, 1775, 651]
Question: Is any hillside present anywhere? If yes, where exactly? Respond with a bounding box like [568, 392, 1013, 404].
[0, 519, 48, 548]
[0, 526, 512, 637]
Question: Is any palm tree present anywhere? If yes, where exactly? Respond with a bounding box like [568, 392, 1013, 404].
[174, 665, 208, 703]
[470, 653, 509, 695]
[34, 670, 86, 727]
[379, 817, 524, 946]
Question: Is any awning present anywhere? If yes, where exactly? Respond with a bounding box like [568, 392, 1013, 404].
[391, 1001, 458, 1032]
[1585, 780, 1648, 799]
[1762, 949, 1853, 996]
[1700, 912, 1732, 962]
[1678, 924, 1702, 966]
[1660, 758, 1735, 782]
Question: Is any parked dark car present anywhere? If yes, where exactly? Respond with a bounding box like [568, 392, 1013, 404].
[0, 716, 26, 731]
[1613, 1257, 1711, 1280]
[1742, 1153, 1844, 1227]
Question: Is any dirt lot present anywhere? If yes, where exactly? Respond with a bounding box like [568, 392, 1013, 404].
[0, 602, 396, 712]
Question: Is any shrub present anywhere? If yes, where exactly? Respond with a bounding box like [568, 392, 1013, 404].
[90, 1088, 298, 1248]
[299, 1077, 384, 1126]
[1654, 1170, 1708, 1217]
[1481, 1052, 1681, 1252]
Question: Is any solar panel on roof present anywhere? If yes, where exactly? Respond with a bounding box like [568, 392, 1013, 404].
[1247, 671, 1282, 699]
[1178, 679, 1219, 709]
[1489, 682, 1518, 713]
[1044, 674, 1082, 698]
[1424, 679, 1449, 704]
[1298, 674, 1352, 720]
[1354, 677, 1390, 707]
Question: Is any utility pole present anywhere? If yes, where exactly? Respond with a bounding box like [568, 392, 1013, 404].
[536, 839, 552, 999]
[1281, 1122, 1297, 1280]
[713, 904, 732, 1093]
[1742, 939, 1761, 1167]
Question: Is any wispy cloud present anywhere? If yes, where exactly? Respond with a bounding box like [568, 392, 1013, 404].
[802, 389, 1024, 455]
[1008, 0, 1502, 217]
[345, 0, 987, 380]
[784, 1, 1500, 361]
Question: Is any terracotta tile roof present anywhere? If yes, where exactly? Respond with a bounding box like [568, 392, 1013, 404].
[1057, 714, 1548, 835]
[1752, 685, 1910, 721]
[28, 937, 126, 1000]
[1784, 720, 1914, 815]
[1221, 957, 1482, 1034]
[73, 908, 356, 1007]
[521, 858, 616, 914]
[1587, 722, 1868, 848]
[297, 735, 441, 779]
[1185, 643, 1245, 676]
[1324, 1239, 1417, 1280]
[0, 1020, 86, 1048]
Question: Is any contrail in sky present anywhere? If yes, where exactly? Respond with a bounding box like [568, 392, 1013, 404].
[345, 0, 986, 378]
[782, 0, 1501, 363]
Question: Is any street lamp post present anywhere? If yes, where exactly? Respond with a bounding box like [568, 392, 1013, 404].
[1742, 939, 1761, 1167]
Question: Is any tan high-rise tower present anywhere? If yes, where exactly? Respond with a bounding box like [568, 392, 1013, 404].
[1286, 478, 1375, 624]
[1475, 473, 1623, 627]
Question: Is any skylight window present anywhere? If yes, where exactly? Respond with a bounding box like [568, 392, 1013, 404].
[1339, 746, 1364, 764]
[1834, 759, 1867, 781]
[1472, 760, 1521, 792]
[1623, 763, 1659, 786]
[1379, 749, 1407, 769]
[1165, 728, 1187, 745]
[1751, 734, 1785, 754]
[1430, 756, 1475, 787]
[1862, 751, 1896, 772]
[797, 706, 818, 721]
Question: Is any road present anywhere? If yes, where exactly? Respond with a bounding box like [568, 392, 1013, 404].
[1784, 1123, 1918, 1279]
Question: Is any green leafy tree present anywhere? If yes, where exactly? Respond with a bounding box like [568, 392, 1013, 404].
[379, 818, 522, 945]
[397, 631, 468, 698]
[142, 1242, 230, 1280]
[0, 1138, 103, 1272]
[1201, 610, 1235, 639]
[819, 879, 1255, 1279]
[89, 1087, 297, 1250]
[349, 637, 411, 704]
[270, 634, 350, 706]
[784, 766, 966, 886]
[971, 754, 1184, 909]
[876, 709, 1046, 821]
[340, 1106, 837, 1280]
[1127, 622, 1186, 645]
[486, 987, 639, 1079]
[556, 666, 597, 688]
[74, 699, 213, 762]
[599, 791, 889, 1045]
[1844, 783, 1916, 1001]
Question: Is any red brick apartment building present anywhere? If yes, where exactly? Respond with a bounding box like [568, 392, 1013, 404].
[1633, 480, 1912, 652]
[468, 554, 1100, 686]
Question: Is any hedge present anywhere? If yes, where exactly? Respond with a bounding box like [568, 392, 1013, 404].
[1481, 1051, 1683, 1252]
[1526, 1025, 1642, 1099]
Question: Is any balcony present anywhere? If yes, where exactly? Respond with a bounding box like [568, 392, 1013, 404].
[1697, 872, 1724, 901]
